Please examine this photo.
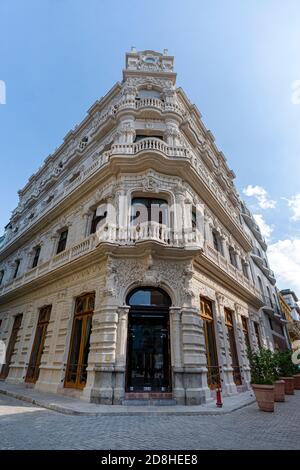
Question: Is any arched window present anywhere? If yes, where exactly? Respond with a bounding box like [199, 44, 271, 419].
[131, 197, 168, 226]
[127, 287, 171, 307]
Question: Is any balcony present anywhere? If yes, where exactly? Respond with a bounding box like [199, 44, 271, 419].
[116, 97, 185, 119]
[0, 226, 203, 299]
[262, 295, 282, 317]
[241, 205, 267, 250]
[105, 137, 190, 159]
[251, 248, 276, 285]
[203, 242, 261, 300]
[97, 222, 203, 250]
[0, 234, 98, 298]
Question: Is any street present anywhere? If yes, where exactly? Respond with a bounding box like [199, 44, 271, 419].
[0, 393, 299, 450]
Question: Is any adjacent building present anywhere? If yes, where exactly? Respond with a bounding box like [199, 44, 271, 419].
[280, 289, 300, 343]
[0, 49, 289, 405]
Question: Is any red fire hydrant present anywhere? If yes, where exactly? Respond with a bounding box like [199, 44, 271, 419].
[216, 386, 223, 408]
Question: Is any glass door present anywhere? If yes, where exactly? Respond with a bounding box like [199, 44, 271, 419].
[225, 309, 242, 386]
[25, 305, 52, 384]
[127, 311, 171, 392]
[0, 314, 23, 379]
[65, 293, 94, 389]
[200, 297, 220, 389]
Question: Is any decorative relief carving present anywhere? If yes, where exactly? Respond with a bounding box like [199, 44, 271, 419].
[104, 256, 195, 307]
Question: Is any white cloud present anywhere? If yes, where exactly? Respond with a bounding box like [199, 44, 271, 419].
[253, 214, 273, 241]
[268, 239, 300, 295]
[243, 185, 276, 209]
[285, 193, 300, 221]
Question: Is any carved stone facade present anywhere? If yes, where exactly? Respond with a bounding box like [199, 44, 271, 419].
[0, 49, 285, 405]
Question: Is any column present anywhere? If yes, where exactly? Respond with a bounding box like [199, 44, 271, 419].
[181, 306, 207, 405]
[215, 293, 237, 395]
[113, 306, 129, 404]
[234, 304, 250, 390]
[169, 307, 184, 404]
[85, 290, 119, 404]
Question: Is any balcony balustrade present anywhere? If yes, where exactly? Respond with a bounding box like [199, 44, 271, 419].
[116, 97, 185, 118]
[204, 242, 261, 299]
[97, 221, 203, 248]
[0, 235, 97, 297]
[105, 137, 190, 159]
[251, 248, 276, 285]
[262, 295, 282, 317]
[0, 225, 203, 298]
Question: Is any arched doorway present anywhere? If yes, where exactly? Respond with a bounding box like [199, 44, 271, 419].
[126, 287, 172, 393]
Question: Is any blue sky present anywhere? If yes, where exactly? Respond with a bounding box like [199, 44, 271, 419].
[1, 0, 300, 292]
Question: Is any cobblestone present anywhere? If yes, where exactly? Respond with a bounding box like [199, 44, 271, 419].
[0, 393, 299, 450]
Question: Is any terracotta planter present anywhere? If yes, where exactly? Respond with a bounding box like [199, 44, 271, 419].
[274, 380, 285, 402]
[279, 377, 295, 395]
[252, 384, 275, 412]
[293, 374, 300, 390]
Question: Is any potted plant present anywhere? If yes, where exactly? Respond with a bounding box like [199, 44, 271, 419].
[247, 348, 275, 412]
[293, 362, 300, 390]
[293, 371, 300, 390]
[272, 351, 285, 402]
[277, 351, 295, 395]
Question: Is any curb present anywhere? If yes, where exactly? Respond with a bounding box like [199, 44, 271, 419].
[0, 387, 256, 416]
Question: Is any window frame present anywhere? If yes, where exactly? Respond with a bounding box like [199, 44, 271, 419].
[31, 245, 41, 269]
[56, 229, 68, 254]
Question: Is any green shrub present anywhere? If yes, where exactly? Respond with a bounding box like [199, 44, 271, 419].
[275, 350, 297, 377]
[247, 348, 276, 385]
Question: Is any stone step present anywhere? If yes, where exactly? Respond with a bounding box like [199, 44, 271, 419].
[122, 399, 177, 406]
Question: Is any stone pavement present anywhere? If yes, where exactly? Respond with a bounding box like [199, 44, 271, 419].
[0, 381, 255, 415]
[0, 391, 300, 449]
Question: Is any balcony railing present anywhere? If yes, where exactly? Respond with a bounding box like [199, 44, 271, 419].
[97, 222, 203, 248]
[0, 226, 203, 298]
[116, 97, 185, 118]
[105, 137, 190, 159]
[241, 205, 267, 250]
[135, 97, 164, 110]
[204, 242, 261, 299]
[0, 234, 97, 297]
[262, 295, 282, 316]
[251, 249, 276, 285]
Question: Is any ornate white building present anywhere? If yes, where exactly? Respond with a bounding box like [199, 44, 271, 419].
[0, 49, 288, 405]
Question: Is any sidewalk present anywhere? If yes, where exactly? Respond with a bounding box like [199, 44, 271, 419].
[0, 382, 256, 416]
